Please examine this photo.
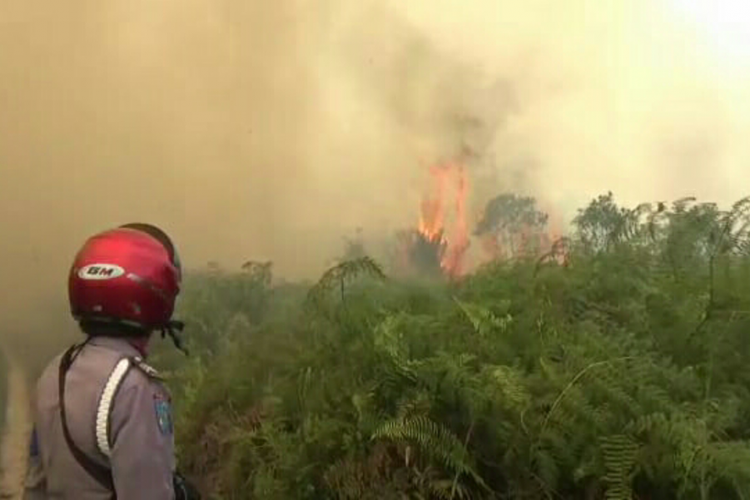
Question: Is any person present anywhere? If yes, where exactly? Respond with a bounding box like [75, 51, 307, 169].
[23, 223, 200, 500]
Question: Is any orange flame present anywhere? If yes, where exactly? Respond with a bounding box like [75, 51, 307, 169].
[418, 164, 451, 241]
[416, 161, 470, 278]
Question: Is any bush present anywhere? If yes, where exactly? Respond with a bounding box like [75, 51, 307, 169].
[153, 193, 750, 499]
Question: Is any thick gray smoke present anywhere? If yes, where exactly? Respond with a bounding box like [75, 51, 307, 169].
[1, 0, 748, 357]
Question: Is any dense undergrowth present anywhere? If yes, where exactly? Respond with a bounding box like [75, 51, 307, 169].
[153, 193, 750, 499]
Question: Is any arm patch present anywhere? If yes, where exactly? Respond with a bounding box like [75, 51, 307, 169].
[153, 393, 174, 436]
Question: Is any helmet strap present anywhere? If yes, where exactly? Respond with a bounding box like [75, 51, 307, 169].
[161, 319, 189, 356]
[78, 316, 149, 338]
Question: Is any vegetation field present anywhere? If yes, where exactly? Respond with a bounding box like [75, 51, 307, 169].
[79, 192, 750, 498]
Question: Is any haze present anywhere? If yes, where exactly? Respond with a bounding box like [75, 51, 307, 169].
[1, 0, 749, 356]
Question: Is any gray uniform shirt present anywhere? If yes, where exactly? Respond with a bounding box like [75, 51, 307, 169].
[23, 336, 176, 499]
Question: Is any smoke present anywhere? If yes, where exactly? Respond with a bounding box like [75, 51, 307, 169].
[1, 0, 748, 355]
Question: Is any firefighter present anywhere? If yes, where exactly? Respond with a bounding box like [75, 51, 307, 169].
[23, 223, 200, 499]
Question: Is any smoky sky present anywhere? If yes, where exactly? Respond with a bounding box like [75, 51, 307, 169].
[1, 0, 749, 353]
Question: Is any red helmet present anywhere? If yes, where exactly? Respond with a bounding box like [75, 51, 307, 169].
[68, 223, 182, 332]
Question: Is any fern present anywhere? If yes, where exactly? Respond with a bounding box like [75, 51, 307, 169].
[372, 416, 488, 490]
[159, 192, 750, 499]
[307, 256, 386, 307]
[454, 298, 512, 337]
[600, 434, 639, 500]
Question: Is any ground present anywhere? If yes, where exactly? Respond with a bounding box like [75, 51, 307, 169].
[0, 351, 32, 500]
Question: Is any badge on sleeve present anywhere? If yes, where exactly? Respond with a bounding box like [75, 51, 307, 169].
[153, 394, 174, 435]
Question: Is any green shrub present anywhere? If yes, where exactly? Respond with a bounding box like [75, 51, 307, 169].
[154, 193, 750, 499]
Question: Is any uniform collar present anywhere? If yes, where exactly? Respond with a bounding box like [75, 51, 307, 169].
[87, 336, 146, 359]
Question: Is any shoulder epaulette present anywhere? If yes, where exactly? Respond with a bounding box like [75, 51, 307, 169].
[130, 356, 165, 381]
[95, 355, 168, 459]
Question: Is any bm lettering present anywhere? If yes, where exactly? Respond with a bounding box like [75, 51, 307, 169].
[87, 266, 115, 277]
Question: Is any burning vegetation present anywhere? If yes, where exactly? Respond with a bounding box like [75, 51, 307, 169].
[401, 161, 471, 279]
[398, 160, 566, 279]
[172, 193, 750, 500]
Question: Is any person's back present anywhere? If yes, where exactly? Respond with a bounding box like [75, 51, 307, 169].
[23, 223, 199, 500]
[30, 336, 175, 499]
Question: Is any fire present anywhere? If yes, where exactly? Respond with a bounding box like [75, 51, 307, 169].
[416, 161, 470, 278]
[417, 164, 451, 241]
[404, 162, 568, 278]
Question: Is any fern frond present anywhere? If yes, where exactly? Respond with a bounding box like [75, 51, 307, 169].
[600, 434, 639, 500]
[373, 313, 409, 361]
[307, 256, 387, 308]
[703, 440, 750, 498]
[454, 298, 512, 337]
[372, 416, 487, 489]
[481, 364, 530, 412]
